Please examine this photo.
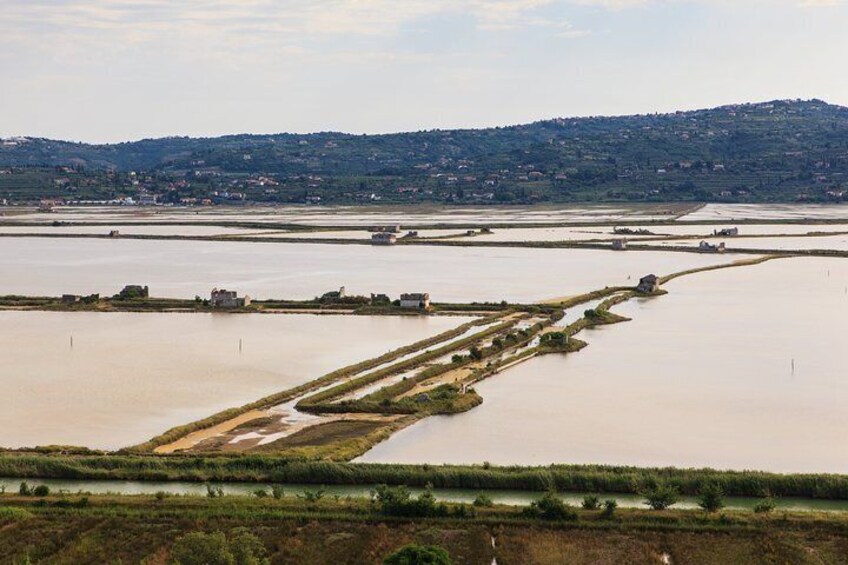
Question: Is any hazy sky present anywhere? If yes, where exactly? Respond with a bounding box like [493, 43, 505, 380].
[1, 0, 846, 142]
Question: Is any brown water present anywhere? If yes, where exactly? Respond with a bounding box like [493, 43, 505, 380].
[0, 237, 738, 302]
[0, 311, 470, 450]
[358, 256, 848, 473]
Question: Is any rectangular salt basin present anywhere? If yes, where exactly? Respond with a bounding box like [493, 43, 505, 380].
[0, 237, 740, 302]
[654, 234, 848, 252]
[680, 203, 848, 221]
[0, 311, 471, 450]
[0, 203, 684, 226]
[459, 224, 848, 242]
[358, 256, 848, 473]
[0, 225, 266, 236]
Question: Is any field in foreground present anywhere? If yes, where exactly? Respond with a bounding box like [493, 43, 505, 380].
[1, 493, 848, 564]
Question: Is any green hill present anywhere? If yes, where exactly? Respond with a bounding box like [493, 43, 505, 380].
[2, 99, 847, 204]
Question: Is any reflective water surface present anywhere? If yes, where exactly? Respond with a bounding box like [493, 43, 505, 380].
[0, 312, 469, 449]
[0, 237, 739, 301]
[681, 203, 848, 221]
[0, 477, 845, 512]
[0, 203, 681, 225]
[0, 225, 264, 236]
[654, 234, 848, 252]
[359, 257, 848, 473]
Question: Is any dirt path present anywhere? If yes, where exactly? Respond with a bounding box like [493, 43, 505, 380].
[154, 409, 268, 454]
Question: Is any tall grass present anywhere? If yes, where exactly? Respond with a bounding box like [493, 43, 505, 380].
[4, 455, 848, 499]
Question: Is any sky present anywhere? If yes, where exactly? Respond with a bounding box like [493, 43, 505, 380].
[1, 0, 847, 143]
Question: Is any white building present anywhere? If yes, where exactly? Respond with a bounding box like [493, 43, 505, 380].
[400, 293, 430, 309]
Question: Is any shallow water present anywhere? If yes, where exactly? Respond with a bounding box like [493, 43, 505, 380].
[462, 223, 848, 242]
[358, 256, 848, 473]
[0, 225, 264, 236]
[0, 203, 681, 226]
[0, 312, 469, 450]
[0, 237, 739, 302]
[681, 203, 848, 221]
[654, 234, 848, 252]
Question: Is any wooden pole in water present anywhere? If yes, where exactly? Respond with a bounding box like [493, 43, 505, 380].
[239, 338, 243, 354]
[791, 358, 795, 375]
[70, 335, 73, 349]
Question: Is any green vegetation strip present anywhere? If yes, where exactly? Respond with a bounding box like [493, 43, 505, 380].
[4, 455, 848, 499]
[295, 317, 521, 410]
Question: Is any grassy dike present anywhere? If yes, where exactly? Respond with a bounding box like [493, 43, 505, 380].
[295, 317, 523, 412]
[131, 316, 501, 452]
[2, 492, 847, 564]
[0, 294, 521, 315]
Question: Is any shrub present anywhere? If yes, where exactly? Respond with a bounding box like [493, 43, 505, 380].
[170, 531, 234, 565]
[601, 499, 618, 519]
[271, 485, 285, 500]
[32, 485, 50, 497]
[451, 503, 474, 518]
[383, 544, 452, 565]
[540, 331, 567, 347]
[754, 497, 777, 514]
[229, 527, 270, 565]
[170, 529, 269, 565]
[524, 491, 578, 521]
[252, 489, 267, 498]
[155, 491, 168, 502]
[373, 484, 441, 517]
[581, 495, 601, 510]
[644, 483, 679, 511]
[18, 482, 32, 496]
[472, 493, 493, 507]
[697, 483, 725, 513]
[300, 487, 326, 503]
[206, 484, 224, 498]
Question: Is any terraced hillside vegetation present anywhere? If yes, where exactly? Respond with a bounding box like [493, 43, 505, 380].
[2, 99, 848, 204]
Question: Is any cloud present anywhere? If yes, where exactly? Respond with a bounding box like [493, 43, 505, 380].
[0, 0, 596, 73]
[0, 0, 580, 39]
[572, 0, 845, 7]
[569, 0, 648, 7]
[798, 0, 845, 6]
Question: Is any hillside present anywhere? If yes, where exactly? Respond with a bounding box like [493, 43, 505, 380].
[2, 99, 848, 204]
